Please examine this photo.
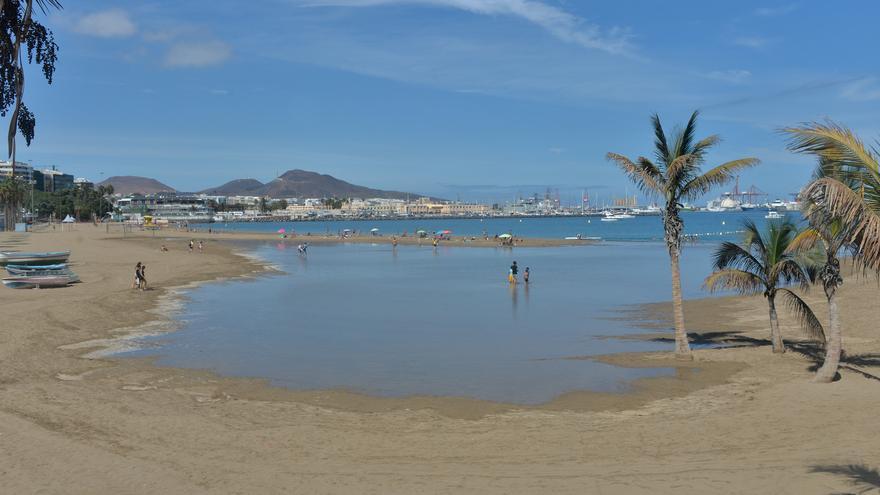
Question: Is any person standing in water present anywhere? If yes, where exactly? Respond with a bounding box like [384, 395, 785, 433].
[524, 266, 530, 284]
[509, 261, 518, 284]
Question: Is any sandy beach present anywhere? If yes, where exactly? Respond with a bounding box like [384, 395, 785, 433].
[1, 225, 879, 494]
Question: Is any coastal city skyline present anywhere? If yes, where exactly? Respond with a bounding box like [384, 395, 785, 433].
[18, 1, 880, 201]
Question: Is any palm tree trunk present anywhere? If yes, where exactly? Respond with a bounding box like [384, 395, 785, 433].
[669, 250, 692, 359]
[814, 293, 841, 383]
[768, 295, 785, 353]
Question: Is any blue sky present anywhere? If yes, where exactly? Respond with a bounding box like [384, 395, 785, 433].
[17, 0, 880, 202]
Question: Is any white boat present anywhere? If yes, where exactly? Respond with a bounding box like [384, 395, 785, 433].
[706, 193, 742, 212]
[0, 251, 70, 266]
[765, 210, 785, 219]
[767, 199, 786, 211]
[599, 216, 618, 222]
[632, 205, 661, 215]
[2, 274, 73, 289]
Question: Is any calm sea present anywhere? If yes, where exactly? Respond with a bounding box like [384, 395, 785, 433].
[196, 210, 784, 243]
[120, 211, 797, 404]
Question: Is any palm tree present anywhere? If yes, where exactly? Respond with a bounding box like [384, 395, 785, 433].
[0, 175, 27, 230]
[704, 218, 823, 353]
[783, 121, 880, 269]
[789, 218, 855, 382]
[608, 110, 760, 359]
[783, 121, 880, 382]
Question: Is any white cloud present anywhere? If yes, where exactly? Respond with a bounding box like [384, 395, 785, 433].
[704, 69, 752, 84]
[733, 36, 769, 49]
[74, 9, 137, 38]
[164, 41, 232, 68]
[754, 4, 798, 16]
[300, 0, 634, 56]
[841, 77, 880, 102]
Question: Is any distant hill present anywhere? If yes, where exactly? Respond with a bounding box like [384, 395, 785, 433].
[199, 178, 265, 196]
[201, 169, 425, 200]
[99, 176, 176, 195]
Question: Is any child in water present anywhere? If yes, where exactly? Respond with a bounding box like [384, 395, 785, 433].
[524, 267, 530, 284]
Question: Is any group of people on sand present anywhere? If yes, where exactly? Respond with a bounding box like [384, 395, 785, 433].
[188, 239, 203, 253]
[507, 261, 530, 284]
[133, 262, 148, 290]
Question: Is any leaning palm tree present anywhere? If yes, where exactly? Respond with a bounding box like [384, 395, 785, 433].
[784, 122, 880, 381]
[704, 218, 823, 353]
[789, 217, 856, 382]
[608, 110, 760, 359]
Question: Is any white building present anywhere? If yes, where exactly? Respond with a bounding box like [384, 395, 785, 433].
[0, 160, 32, 181]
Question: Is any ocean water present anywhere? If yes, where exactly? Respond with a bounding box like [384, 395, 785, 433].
[196, 210, 795, 243]
[117, 214, 781, 404]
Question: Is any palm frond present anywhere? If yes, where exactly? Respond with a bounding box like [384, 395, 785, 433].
[650, 113, 671, 167]
[606, 153, 663, 196]
[671, 110, 700, 159]
[703, 269, 764, 295]
[803, 177, 880, 270]
[680, 157, 761, 201]
[712, 241, 766, 277]
[788, 228, 821, 253]
[690, 134, 721, 161]
[777, 288, 826, 344]
[783, 121, 880, 179]
[35, 0, 64, 14]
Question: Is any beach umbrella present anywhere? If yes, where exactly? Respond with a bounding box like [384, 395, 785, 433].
[370, 228, 379, 232]
[416, 230, 426, 234]
[439, 230, 451, 235]
[277, 228, 286, 234]
[61, 215, 75, 223]
[498, 233, 512, 239]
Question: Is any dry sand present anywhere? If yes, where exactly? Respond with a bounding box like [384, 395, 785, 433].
[1, 225, 878, 494]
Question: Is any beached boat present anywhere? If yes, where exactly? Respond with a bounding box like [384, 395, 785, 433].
[6, 267, 77, 280]
[2, 274, 73, 289]
[0, 251, 70, 266]
[5, 263, 68, 271]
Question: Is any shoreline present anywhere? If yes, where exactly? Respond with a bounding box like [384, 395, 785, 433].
[2, 226, 879, 493]
[57, 231, 740, 419]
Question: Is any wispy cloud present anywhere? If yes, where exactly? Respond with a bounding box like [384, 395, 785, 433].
[74, 9, 137, 38]
[165, 41, 232, 68]
[703, 69, 752, 84]
[299, 0, 634, 56]
[548, 147, 564, 154]
[733, 36, 770, 49]
[754, 4, 798, 16]
[841, 77, 880, 102]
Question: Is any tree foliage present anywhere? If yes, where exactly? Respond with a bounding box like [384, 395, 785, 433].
[0, 0, 61, 159]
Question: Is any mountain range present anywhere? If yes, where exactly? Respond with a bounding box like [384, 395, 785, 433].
[100, 169, 425, 200]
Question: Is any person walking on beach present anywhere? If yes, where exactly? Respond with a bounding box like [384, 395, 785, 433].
[133, 262, 142, 289]
[198, 240, 203, 253]
[189, 240, 194, 253]
[139, 264, 147, 291]
[524, 266, 530, 284]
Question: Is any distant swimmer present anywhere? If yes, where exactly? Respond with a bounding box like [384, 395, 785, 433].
[524, 266, 530, 284]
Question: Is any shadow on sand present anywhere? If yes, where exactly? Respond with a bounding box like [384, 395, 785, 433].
[810, 464, 880, 494]
[640, 330, 880, 382]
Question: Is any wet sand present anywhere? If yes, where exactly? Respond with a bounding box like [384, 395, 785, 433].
[1, 225, 879, 494]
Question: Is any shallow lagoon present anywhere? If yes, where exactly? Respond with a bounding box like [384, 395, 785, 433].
[120, 238, 730, 404]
